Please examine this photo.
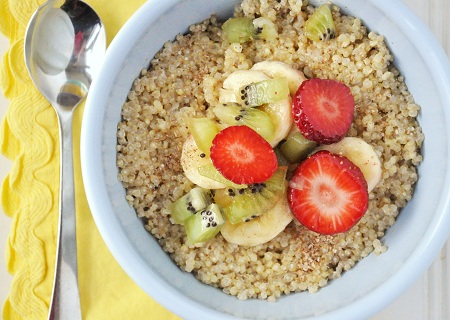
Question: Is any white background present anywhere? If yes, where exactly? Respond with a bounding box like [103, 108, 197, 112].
[0, 0, 449, 318]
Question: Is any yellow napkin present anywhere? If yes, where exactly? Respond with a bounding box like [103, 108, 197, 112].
[0, 1, 181, 319]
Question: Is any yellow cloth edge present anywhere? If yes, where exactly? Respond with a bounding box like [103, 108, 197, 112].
[0, 0, 181, 319]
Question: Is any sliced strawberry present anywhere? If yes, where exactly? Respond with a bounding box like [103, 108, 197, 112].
[210, 125, 278, 184]
[292, 78, 354, 144]
[288, 150, 368, 235]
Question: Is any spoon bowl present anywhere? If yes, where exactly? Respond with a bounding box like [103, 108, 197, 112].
[24, 0, 105, 319]
[25, 0, 105, 109]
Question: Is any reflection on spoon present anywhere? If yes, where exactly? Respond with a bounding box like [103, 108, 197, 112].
[32, 7, 75, 75]
[57, 80, 88, 107]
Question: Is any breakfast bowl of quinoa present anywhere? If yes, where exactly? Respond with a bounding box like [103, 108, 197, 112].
[81, 0, 450, 319]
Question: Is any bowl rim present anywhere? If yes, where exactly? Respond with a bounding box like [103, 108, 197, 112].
[81, 0, 450, 319]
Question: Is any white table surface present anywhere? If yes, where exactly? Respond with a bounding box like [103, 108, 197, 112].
[0, 1, 449, 319]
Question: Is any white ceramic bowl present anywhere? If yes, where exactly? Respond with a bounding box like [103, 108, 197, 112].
[81, 0, 450, 319]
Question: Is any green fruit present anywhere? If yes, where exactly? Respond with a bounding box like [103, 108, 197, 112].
[213, 103, 275, 142]
[198, 163, 247, 189]
[239, 78, 290, 107]
[188, 117, 219, 156]
[305, 4, 336, 42]
[214, 167, 288, 224]
[280, 131, 317, 163]
[184, 203, 225, 243]
[273, 146, 291, 167]
[252, 17, 278, 41]
[170, 187, 211, 224]
[222, 17, 255, 43]
[222, 17, 278, 43]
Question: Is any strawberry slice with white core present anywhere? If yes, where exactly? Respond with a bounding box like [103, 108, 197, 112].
[288, 150, 368, 235]
[292, 78, 354, 144]
[210, 125, 278, 184]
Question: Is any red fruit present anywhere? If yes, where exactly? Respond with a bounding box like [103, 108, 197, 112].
[292, 78, 354, 144]
[210, 125, 278, 184]
[288, 150, 368, 235]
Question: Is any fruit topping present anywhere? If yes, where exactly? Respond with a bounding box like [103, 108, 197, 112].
[220, 188, 293, 246]
[188, 117, 219, 156]
[177, 60, 375, 243]
[181, 135, 227, 189]
[210, 125, 278, 185]
[220, 68, 294, 147]
[288, 150, 369, 235]
[316, 137, 382, 192]
[251, 61, 306, 96]
[214, 167, 288, 224]
[198, 163, 247, 189]
[222, 17, 254, 43]
[280, 127, 317, 163]
[170, 187, 211, 225]
[222, 17, 277, 43]
[304, 4, 336, 42]
[273, 146, 291, 167]
[213, 103, 275, 142]
[222, 70, 270, 102]
[184, 203, 225, 244]
[238, 78, 290, 106]
[252, 17, 278, 41]
[292, 78, 354, 144]
[258, 97, 293, 147]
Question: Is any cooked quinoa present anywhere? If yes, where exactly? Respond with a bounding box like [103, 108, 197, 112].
[116, 0, 424, 301]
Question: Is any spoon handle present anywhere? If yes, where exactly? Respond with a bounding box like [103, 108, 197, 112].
[49, 110, 82, 320]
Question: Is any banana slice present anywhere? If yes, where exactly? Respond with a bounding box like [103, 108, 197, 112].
[220, 69, 293, 147]
[251, 61, 306, 96]
[220, 190, 293, 246]
[218, 88, 238, 103]
[317, 137, 382, 192]
[222, 69, 270, 96]
[180, 135, 227, 189]
[259, 97, 293, 147]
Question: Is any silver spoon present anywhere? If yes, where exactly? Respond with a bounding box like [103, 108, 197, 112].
[24, 0, 105, 318]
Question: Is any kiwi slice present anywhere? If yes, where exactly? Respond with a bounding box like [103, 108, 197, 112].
[273, 146, 291, 167]
[213, 103, 275, 142]
[239, 78, 290, 107]
[252, 17, 278, 41]
[170, 187, 211, 224]
[184, 203, 225, 244]
[280, 131, 317, 163]
[188, 117, 219, 156]
[198, 163, 247, 189]
[305, 4, 336, 42]
[214, 167, 287, 224]
[222, 17, 277, 43]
